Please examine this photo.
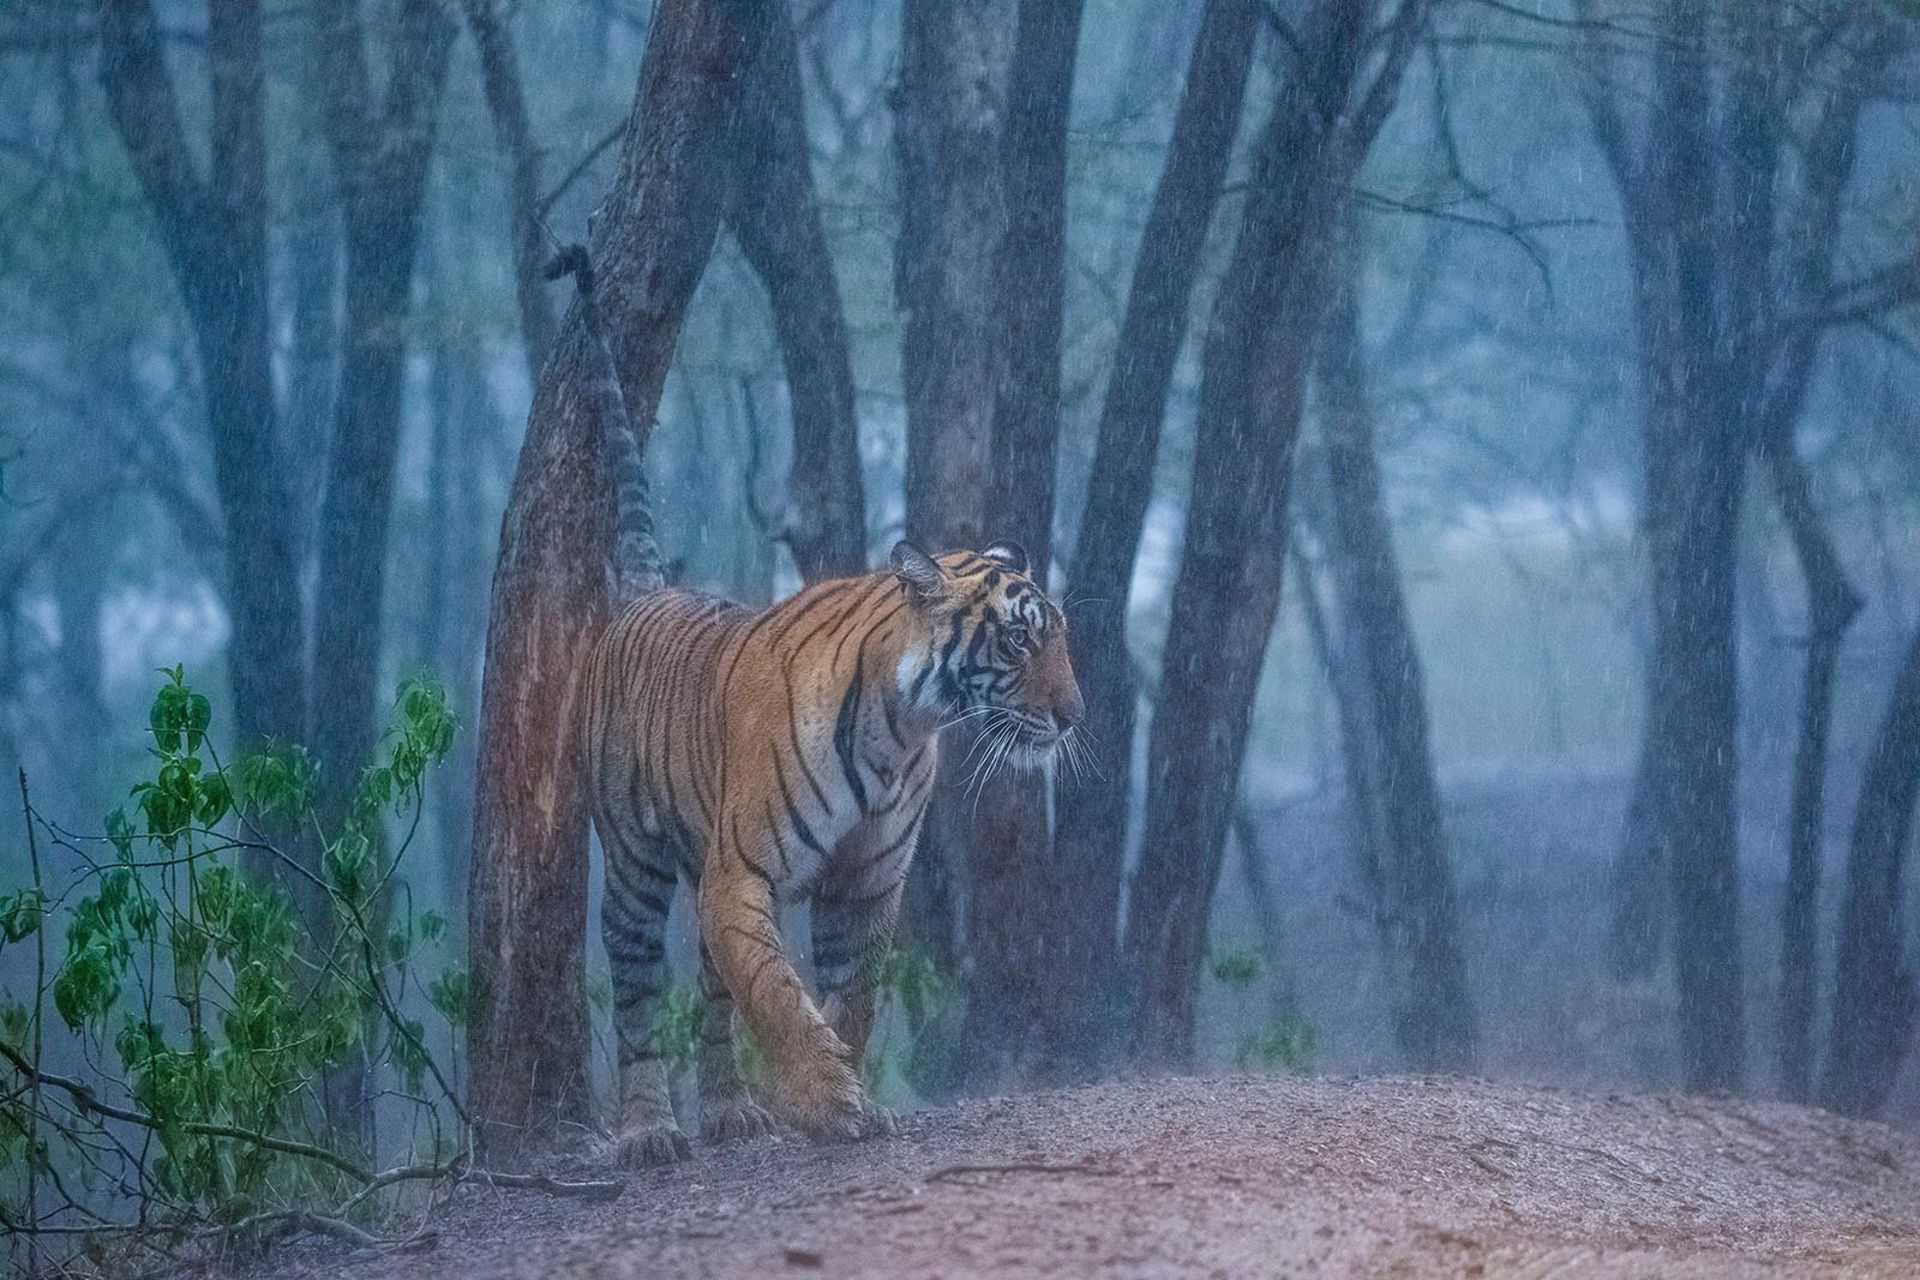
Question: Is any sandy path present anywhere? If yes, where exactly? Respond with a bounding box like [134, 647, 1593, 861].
[261, 1074, 1920, 1278]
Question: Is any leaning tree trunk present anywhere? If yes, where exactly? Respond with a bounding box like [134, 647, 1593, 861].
[96, 0, 306, 755]
[311, 0, 455, 824]
[465, 0, 765, 1162]
[1124, 0, 1424, 1068]
[1820, 626, 1920, 1117]
[726, 0, 867, 584]
[1313, 235, 1477, 1071]
[892, 0, 1014, 982]
[1052, 0, 1258, 1074]
[952, 0, 1085, 1088]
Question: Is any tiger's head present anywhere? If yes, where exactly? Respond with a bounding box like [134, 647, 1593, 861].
[891, 539, 1085, 766]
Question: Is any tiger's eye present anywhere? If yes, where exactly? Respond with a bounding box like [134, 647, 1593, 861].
[1005, 624, 1030, 651]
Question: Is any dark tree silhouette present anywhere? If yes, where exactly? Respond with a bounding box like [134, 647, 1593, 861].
[1053, 0, 1259, 1073]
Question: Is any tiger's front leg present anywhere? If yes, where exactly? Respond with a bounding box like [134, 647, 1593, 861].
[699, 809, 879, 1139]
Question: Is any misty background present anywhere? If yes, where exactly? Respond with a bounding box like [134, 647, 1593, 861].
[3, 0, 1919, 1130]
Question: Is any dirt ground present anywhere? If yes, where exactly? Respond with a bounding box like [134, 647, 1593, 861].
[262, 1074, 1920, 1278]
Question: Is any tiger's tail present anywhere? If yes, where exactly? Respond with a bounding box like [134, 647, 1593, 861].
[546, 244, 664, 602]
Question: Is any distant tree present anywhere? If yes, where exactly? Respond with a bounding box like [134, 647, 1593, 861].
[464, 0, 766, 1162]
[1054, 0, 1259, 1073]
[1308, 227, 1477, 1071]
[1577, 0, 1908, 1092]
[1822, 625, 1920, 1117]
[310, 0, 456, 837]
[1125, 0, 1428, 1067]
[726, 0, 867, 583]
[96, 0, 305, 754]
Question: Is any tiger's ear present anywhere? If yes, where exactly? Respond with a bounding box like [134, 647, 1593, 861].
[890, 540, 949, 603]
[983, 540, 1030, 575]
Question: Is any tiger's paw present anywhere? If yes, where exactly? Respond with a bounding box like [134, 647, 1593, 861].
[774, 1052, 869, 1140]
[702, 1096, 779, 1143]
[607, 1121, 692, 1167]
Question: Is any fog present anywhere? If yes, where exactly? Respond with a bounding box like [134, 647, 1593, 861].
[3, 0, 1920, 1268]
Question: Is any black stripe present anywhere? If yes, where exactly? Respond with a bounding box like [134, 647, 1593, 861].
[775, 761, 827, 855]
[783, 666, 833, 811]
[835, 640, 870, 813]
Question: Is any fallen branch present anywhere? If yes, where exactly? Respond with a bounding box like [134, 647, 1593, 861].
[925, 1160, 1122, 1184]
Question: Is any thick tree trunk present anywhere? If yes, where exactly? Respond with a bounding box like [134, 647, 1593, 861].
[1820, 626, 1920, 1117]
[1124, 0, 1421, 1068]
[97, 0, 306, 754]
[1052, 0, 1257, 1071]
[465, 0, 763, 1162]
[460, 0, 558, 381]
[1313, 243, 1477, 1072]
[311, 0, 455, 821]
[893, 0, 1014, 980]
[946, 0, 1085, 1087]
[726, 0, 867, 583]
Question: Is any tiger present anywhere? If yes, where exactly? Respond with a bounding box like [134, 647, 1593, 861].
[580, 538, 1084, 1163]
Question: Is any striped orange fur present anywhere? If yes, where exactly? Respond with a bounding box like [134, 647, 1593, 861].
[582, 540, 1083, 1160]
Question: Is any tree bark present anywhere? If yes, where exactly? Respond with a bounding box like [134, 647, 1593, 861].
[311, 0, 455, 822]
[1313, 234, 1477, 1072]
[892, 0, 1014, 979]
[1124, 0, 1424, 1068]
[1766, 429, 1862, 1103]
[1821, 626, 1920, 1117]
[96, 0, 306, 753]
[1052, 0, 1258, 1072]
[460, 0, 558, 381]
[465, 0, 764, 1162]
[726, 0, 867, 583]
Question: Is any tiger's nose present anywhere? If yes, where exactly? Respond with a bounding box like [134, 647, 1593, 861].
[1055, 684, 1085, 732]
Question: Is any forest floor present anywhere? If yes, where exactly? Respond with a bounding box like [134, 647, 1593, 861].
[258, 1073, 1920, 1278]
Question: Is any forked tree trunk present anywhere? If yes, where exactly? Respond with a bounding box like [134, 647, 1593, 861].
[465, 0, 765, 1162]
[97, 0, 306, 755]
[726, 0, 867, 583]
[1821, 626, 1920, 1117]
[1125, 0, 1424, 1068]
[1053, 0, 1258, 1075]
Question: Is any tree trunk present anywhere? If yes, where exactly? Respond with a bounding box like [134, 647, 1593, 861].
[1052, 0, 1257, 1072]
[726, 0, 867, 583]
[465, 0, 764, 1162]
[97, 0, 306, 754]
[1313, 236, 1477, 1072]
[1124, 0, 1423, 1068]
[939, 0, 1085, 1088]
[1765, 430, 1862, 1103]
[1820, 626, 1920, 1117]
[311, 0, 455, 821]
[460, 0, 558, 381]
[892, 0, 1014, 981]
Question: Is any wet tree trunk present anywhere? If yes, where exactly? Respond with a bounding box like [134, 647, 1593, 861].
[311, 0, 455, 823]
[1766, 431, 1862, 1103]
[97, 0, 306, 754]
[950, 0, 1084, 1087]
[460, 0, 558, 381]
[1313, 239, 1477, 1071]
[465, 0, 764, 1162]
[1124, 0, 1424, 1068]
[1052, 0, 1257, 1073]
[726, 0, 867, 583]
[1821, 626, 1920, 1117]
[893, 0, 1014, 981]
